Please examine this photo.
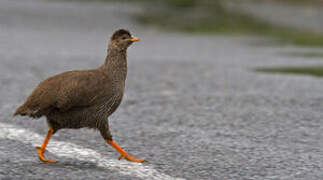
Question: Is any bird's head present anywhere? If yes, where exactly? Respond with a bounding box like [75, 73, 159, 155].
[109, 29, 140, 51]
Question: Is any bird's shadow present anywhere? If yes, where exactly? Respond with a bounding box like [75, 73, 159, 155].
[35, 149, 112, 171]
[2, 138, 111, 173]
[40, 158, 104, 171]
[25, 145, 113, 172]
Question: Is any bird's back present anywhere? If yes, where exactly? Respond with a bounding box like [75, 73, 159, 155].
[14, 69, 115, 118]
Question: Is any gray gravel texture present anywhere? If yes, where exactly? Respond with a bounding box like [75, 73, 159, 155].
[1, 0, 323, 179]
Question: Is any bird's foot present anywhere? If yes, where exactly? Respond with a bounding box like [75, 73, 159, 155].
[36, 146, 57, 163]
[106, 140, 146, 163]
[118, 152, 146, 163]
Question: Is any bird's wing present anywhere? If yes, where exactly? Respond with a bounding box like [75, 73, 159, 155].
[53, 70, 107, 111]
[19, 70, 107, 116]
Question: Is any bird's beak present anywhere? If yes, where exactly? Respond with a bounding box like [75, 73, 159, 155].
[130, 35, 140, 42]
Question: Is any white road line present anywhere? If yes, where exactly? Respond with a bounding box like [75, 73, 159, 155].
[0, 122, 184, 180]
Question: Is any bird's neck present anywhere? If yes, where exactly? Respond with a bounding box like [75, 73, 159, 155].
[101, 46, 127, 80]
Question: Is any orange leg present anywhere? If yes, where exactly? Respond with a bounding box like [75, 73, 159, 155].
[106, 140, 145, 163]
[36, 127, 57, 163]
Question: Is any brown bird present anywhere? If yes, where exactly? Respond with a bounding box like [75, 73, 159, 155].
[14, 29, 145, 163]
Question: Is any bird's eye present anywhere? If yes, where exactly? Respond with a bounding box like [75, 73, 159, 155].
[122, 37, 127, 40]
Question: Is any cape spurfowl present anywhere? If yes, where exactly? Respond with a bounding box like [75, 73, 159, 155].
[14, 29, 145, 163]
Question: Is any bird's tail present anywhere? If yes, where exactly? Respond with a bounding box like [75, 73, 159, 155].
[13, 105, 28, 116]
[13, 105, 41, 118]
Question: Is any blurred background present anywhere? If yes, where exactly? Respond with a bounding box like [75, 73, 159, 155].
[1, 0, 323, 179]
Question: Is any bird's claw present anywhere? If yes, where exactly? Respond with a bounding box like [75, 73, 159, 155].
[118, 153, 146, 163]
[36, 146, 57, 163]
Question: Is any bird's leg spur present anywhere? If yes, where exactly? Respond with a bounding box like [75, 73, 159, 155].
[106, 140, 145, 163]
[36, 127, 57, 163]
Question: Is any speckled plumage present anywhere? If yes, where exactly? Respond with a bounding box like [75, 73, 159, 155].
[14, 29, 134, 141]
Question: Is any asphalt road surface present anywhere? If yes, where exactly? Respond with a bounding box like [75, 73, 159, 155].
[1, 0, 323, 179]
